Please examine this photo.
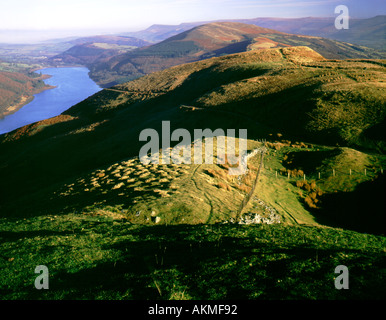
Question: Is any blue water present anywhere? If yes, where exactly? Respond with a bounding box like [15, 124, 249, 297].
[0, 67, 101, 135]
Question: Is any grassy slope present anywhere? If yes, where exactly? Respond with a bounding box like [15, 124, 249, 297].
[1, 48, 385, 219]
[327, 15, 386, 51]
[52, 42, 140, 67]
[0, 47, 385, 300]
[1, 214, 385, 300]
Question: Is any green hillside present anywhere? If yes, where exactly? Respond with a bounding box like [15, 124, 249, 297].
[1, 47, 385, 220]
[0, 47, 385, 300]
[1, 216, 385, 300]
[328, 15, 386, 51]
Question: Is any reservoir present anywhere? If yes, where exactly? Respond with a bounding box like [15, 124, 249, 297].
[0, 67, 101, 135]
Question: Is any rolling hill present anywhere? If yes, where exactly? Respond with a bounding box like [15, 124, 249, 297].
[50, 35, 151, 66]
[326, 15, 386, 50]
[234, 16, 386, 51]
[0, 35, 151, 71]
[90, 22, 384, 87]
[66, 35, 151, 47]
[122, 22, 206, 43]
[0, 46, 385, 230]
[124, 16, 386, 50]
[1, 46, 385, 300]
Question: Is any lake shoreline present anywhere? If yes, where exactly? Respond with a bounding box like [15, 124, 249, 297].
[0, 66, 101, 135]
[0, 73, 56, 119]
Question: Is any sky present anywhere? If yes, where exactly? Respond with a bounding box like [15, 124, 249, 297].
[0, 0, 385, 43]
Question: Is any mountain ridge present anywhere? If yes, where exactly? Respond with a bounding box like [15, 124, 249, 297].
[51, 35, 151, 66]
[88, 21, 384, 87]
[122, 16, 386, 50]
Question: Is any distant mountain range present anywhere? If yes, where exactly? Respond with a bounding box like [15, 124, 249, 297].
[0, 34, 151, 68]
[122, 15, 386, 50]
[65, 35, 151, 47]
[50, 35, 151, 66]
[86, 21, 384, 87]
[2, 16, 384, 88]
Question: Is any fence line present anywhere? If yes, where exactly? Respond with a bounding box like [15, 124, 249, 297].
[262, 165, 382, 183]
[234, 145, 383, 221]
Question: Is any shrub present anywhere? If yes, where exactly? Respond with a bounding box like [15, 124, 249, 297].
[217, 182, 231, 191]
[205, 168, 227, 179]
[236, 184, 251, 193]
[305, 196, 317, 209]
